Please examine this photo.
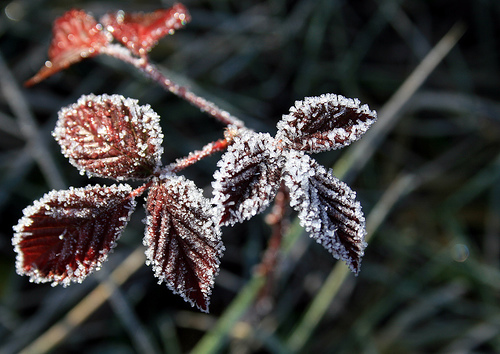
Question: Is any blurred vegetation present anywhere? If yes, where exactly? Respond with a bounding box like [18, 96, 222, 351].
[1, 0, 499, 353]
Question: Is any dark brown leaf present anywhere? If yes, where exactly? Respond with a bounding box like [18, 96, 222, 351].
[283, 152, 367, 274]
[54, 94, 163, 180]
[212, 130, 284, 226]
[276, 93, 376, 153]
[144, 176, 224, 312]
[12, 184, 136, 286]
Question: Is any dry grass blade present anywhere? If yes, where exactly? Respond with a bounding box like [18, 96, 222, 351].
[0, 53, 65, 190]
[335, 22, 466, 183]
[98, 272, 160, 354]
[285, 138, 476, 352]
[18, 247, 146, 354]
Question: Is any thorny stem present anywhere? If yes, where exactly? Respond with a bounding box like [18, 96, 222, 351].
[100, 44, 245, 128]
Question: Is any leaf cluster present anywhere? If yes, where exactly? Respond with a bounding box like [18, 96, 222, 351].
[13, 3, 376, 312]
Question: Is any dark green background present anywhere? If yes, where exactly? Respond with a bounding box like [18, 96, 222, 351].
[1, 0, 499, 352]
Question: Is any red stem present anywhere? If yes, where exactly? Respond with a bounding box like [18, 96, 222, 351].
[254, 182, 290, 312]
[258, 182, 290, 276]
[130, 137, 227, 196]
[130, 180, 154, 198]
[164, 138, 230, 174]
[100, 44, 244, 128]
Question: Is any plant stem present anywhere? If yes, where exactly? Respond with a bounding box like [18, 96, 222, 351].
[255, 183, 289, 309]
[101, 44, 245, 128]
[130, 180, 153, 198]
[259, 183, 289, 277]
[165, 138, 230, 174]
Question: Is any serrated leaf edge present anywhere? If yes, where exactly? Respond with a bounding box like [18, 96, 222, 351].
[143, 176, 224, 312]
[12, 183, 136, 287]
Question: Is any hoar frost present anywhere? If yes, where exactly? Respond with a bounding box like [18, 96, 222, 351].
[213, 129, 284, 226]
[17, 12, 378, 310]
[144, 176, 224, 312]
[12, 184, 137, 286]
[213, 93, 376, 274]
[54, 93, 164, 180]
[276, 93, 376, 153]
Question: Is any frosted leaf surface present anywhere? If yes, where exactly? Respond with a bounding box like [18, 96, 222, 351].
[212, 130, 284, 226]
[101, 3, 190, 57]
[54, 94, 164, 180]
[25, 9, 110, 87]
[276, 93, 377, 153]
[283, 152, 367, 274]
[144, 176, 224, 312]
[12, 184, 136, 286]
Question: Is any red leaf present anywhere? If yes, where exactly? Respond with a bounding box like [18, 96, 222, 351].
[212, 130, 283, 226]
[54, 94, 164, 180]
[283, 152, 367, 274]
[25, 9, 110, 87]
[276, 94, 376, 153]
[101, 3, 190, 57]
[12, 184, 137, 286]
[144, 176, 224, 312]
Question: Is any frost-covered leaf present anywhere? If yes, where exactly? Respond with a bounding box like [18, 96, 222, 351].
[212, 130, 284, 226]
[283, 152, 367, 274]
[12, 184, 136, 286]
[144, 176, 224, 312]
[101, 3, 190, 57]
[276, 93, 377, 153]
[25, 9, 110, 87]
[54, 94, 164, 180]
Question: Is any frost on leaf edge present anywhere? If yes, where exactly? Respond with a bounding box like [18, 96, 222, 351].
[143, 175, 224, 312]
[25, 9, 111, 87]
[53, 93, 164, 181]
[100, 3, 191, 57]
[276, 93, 377, 154]
[12, 184, 137, 287]
[282, 151, 367, 274]
[212, 129, 284, 226]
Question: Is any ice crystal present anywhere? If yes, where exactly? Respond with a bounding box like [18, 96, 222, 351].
[276, 93, 377, 153]
[144, 176, 224, 312]
[212, 93, 375, 273]
[283, 152, 367, 274]
[25, 9, 110, 87]
[12, 184, 136, 286]
[54, 94, 164, 180]
[101, 3, 190, 57]
[17, 0, 378, 309]
[213, 129, 284, 226]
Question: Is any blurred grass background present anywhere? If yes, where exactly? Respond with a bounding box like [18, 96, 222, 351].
[1, 0, 500, 353]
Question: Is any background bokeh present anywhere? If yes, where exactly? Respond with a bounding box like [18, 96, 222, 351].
[1, 0, 499, 353]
